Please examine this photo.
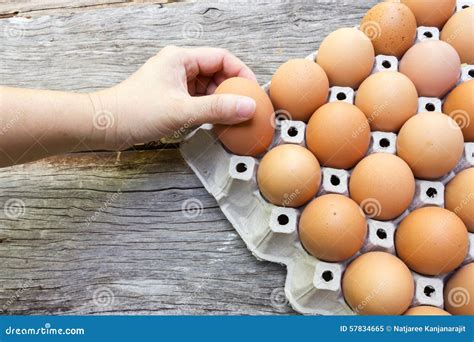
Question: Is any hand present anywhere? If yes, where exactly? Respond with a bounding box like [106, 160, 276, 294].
[90, 46, 258, 150]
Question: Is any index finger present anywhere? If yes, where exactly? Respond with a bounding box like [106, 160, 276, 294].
[183, 47, 257, 83]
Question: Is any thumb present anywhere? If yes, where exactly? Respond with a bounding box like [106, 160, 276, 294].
[186, 94, 256, 125]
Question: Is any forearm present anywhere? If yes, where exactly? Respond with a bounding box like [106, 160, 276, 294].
[0, 86, 107, 167]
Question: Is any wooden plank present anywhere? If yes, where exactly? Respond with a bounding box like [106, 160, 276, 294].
[0, 0, 377, 314]
[0, 149, 293, 314]
[0, 0, 377, 91]
[0, 0, 169, 19]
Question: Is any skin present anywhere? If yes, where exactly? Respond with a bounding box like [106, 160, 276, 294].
[0, 46, 257, 167]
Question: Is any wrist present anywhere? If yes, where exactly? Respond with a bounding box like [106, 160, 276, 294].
[85, 88, 123, 151]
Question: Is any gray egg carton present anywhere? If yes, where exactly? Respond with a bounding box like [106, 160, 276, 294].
[180, 5, 474, 315]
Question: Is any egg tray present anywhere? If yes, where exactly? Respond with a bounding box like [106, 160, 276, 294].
[180, 11, 474, 315]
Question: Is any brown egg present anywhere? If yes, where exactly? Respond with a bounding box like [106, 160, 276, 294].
[444, 263, 474, 315]
[395, 207, 468, 276]
[401, 0, 456, 28]
[349, 153, 415, 221]
[399, 40, 461, 98]
[306, 102, 370, 169]
[355, 71, 418, 132]
[397, 112, 464, 179]
[257, 144, 321, 207]
[445, 168, 474, 233]
[441, 7, 474, 64]
[316, 28, 374, 89]
[270, 59, 329, 122]
[360, 2, 416, 58]
[343, 251, 414, 315]
[213, 77, 274, 156]
[299, 194, 367, 262]
[404, 306, 451, 316]
[443, 80, 474, 142]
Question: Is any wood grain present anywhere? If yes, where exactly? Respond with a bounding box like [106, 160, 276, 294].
[0, 0, 169, 19]
[0, 149, 293, 314]
[0, 0, 376, 314]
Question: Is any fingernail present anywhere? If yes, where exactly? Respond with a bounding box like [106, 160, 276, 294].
[236, 97, 256, 118]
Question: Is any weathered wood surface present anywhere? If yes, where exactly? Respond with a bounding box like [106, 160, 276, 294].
[0, 0, 169, 19]
[0, 0, 376, 314]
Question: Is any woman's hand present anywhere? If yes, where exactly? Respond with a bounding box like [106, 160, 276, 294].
[90, 46, 257, 150]
[0, 46, 257, 167]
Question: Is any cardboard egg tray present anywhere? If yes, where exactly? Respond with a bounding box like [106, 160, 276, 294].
[180, 5, 474, 315]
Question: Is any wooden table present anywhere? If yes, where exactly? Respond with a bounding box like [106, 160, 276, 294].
[0, 0, 376, 315]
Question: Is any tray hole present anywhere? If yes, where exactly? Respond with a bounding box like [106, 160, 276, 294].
[469, 69, 474, 78]
[423, 31, 433, 38]
[330, 175, 340, 186]
[376, 228, 387, 240]
[379, 138, 390, 148]
[424, 285, 436, 297]
[277, 214, 289, 226]
[287, 126, 298, 137]
[322, 270, 334, 282]
[235, 162, 247, 173]
[426, 187, 437, 198]
[336, 92, 347, 101]
[382, 60, 391, 69]
[462, 4, 469, 9]
[425, 103, 436, 111]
